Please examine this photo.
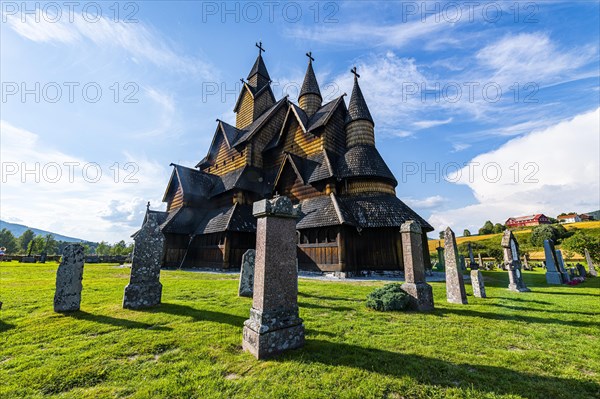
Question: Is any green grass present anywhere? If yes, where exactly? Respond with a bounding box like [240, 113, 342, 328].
[1, 262, 599, 399]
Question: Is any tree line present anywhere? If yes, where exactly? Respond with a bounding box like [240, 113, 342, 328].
[0, 228, 133, 256]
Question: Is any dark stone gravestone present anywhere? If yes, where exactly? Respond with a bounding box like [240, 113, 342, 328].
[436, 245, 445, 271]
[576, 263, 587, 278]
[238, 249, 256, 297]
[400, 221, 434, 311]
[242, 196, 304, 359]
[467, 243, 478, 269]
[544, 240, 563, 284]
[123, 214, 165, 309]
[555, 250, 571, 283]
[54, 244, 85, 312]
[502, 230, 530, 292]
[585, 249, 598, 277]
[444, 227, 467, 304]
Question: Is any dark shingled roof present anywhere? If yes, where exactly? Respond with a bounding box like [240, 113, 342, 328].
[164, 164, 218, 202]
[304, 150, 336, 183]
[346, 76, 373, 125]
[299, 60, 321, 99]
[161, 207, 202, 235]
[195, 203, 256, 234]
[218, 120, 242, 147]
[339, 194, 434, 231]
[297, 195, 345, 229]
[307, 96, 345, 133]
[233, 97, 288, 146]
[247, 54, 270, 81]
[210, 165, 266, 197]
[337, 145, 397, 185]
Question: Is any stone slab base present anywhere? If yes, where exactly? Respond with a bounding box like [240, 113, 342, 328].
[54, 293, 81, 312]
[123, 282, 162, 309]
[242, 323, 305, 360]
[508, 284, 531, 292]
[545, 272, 563, 285]
[401, 282, 434, 311]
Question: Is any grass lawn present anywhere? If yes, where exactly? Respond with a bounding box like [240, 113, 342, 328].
[1, 262, 599, 399]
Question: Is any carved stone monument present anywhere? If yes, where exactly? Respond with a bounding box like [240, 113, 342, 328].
[554, 250, 571, 283]
[123, 214, 165, 309]
[502, 230, 530, 292]
[436, 244, 445, 271]
[444, 227, 467, 304]
[238, 249, 256, 297]
[400, 221, 434, 311]
[467, 243, 478, 269]
[584, 248, 598, 277]
[242, 196, 304, 359]
[54, 244, 85, 312]
[544, 240, 564, 284]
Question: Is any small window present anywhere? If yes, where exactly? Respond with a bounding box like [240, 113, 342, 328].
[327, 229, 337, 243]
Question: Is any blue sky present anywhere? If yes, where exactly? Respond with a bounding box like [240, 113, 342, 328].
[1, 1, 599, 242]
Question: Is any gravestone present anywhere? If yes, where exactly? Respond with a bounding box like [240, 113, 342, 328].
[478, 253, 484, 269]
[584, 248, 598, 277]
[501, 230, 530, 292]
[544, 240, 564, 284]
[238, 249, 256, 297]
[467, 243, 478, 269]
[54, 244, 85, 312]
[242, 196, 304, 359]
[123, 214, 165, 309]
[399, 221, 434, 311]
[471, 269, 486, 298]
[459, 255, 466, 271]
[444, 227, 467, 304]
[522, 254, 530, 270]
[436, 245, 445, 270]
[555, 250, 571, 283]
[576, 263, 587, 278]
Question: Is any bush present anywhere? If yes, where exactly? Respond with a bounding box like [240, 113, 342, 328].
[366, 283, 410, 311]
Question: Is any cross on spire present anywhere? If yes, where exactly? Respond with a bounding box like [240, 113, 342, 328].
[306, 51, 314, 62]
[256, 41, 265, 54]
[351, 66, 360, 79]
[146, 201, 150, 211]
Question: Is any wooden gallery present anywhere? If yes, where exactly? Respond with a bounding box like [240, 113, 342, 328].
[142, 45, 433, 276]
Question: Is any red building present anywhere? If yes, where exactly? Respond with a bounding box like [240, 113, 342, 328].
[505, 214, 551, 228]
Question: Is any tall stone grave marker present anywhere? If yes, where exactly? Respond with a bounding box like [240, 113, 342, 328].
[459, 255, 466, 271]
[467, 243, 478, 269]
[54, 244, 85, 312]
[522, 254, 530, 270]
[444, 227, 468, 304]
[544, 240, 563, 284]
[123, 214, 165, 309]
[555, 250, 571, 283]
[436, 244, 445, 270]
[478, 253, 484, 269]
[584, 248, 598, 277]
[242, 196, 304, 359]
[400, 221, 434, 311]
[502, 230, 530, 292]
[238, 249, 256, 297]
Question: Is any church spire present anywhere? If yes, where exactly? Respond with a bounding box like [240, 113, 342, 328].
[345, 67, 375, 147]
[247, 41, 270, 89]
[346, 67, 373, 125]
[298, 52, 322, 117]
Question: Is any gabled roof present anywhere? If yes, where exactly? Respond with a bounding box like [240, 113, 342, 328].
[162, 164, 218, 202]
[160, 207, 202, 235]
[233, 81, 275, 113]
[304, 150, 336, 183]
[232, 96, 289, 146]
[264, 96, 346, 152]
[209, 165, 267, 197]
[296, 194, 352, 229]
[338, 194, 433, 231]
[247, 53, 270, 81]
[337, 145, 397, 186]
[274, 152, 306, 187]
[299, 59, 321, 99]
[195, 203, 256, 234]
[195, 121, 244, 168]
[346, 76, 373, 125]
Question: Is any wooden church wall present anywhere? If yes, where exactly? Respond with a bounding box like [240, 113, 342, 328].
[236, 90, 254, 129]
[343, 227, 403, 272]
[204, 134, 246, 176]
[297, 227, 340, 271]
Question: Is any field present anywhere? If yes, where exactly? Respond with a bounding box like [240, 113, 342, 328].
[427, 221, 600, 260]
[1, 262, 599, 399]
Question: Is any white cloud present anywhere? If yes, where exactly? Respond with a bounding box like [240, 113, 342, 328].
[428, 108, 600, 232]
[0, 121, 169, 242]
[404, 195, 447, 210]
[5, 8, 214, 77]
[452, 143, 471, 152]
[413, 117, 453, 129]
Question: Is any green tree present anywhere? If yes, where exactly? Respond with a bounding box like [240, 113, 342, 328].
[41, 234, 58, 254]
[478, 221, 494, 235]
[493, 223, 505, 234]
[562, 231, 600, 262]
[111, 240, 127, 256]
[31, 235, 46, 254]
[530, 225, 558, 247]
[0, 228, 18, 254]
[463, 229, 471, 237]
[96, 241, 111, 255]
[18, 229, 35, 253]
[439, 231, 444, 239]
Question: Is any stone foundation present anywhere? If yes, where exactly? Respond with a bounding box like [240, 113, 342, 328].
[401, 282, 434, 311]
[123, 282, 162, 309]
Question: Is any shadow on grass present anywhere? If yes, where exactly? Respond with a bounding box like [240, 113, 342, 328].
[65, 310, 172, 331]
[139, 303, 246, 327]
[299, 292, 355, 302]
[485, 303, 600, 316]
[287, 339, 600, 398]
[299, 301, 354, 312]
[0, 320, 15, 332]
[434, 307, 599, 329]
[494, 297, 552, 305]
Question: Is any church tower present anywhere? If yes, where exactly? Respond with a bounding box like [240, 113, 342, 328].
[345, 67, 375, 147]
[234, 42, 275, 129]
[298, 52, 322, 118]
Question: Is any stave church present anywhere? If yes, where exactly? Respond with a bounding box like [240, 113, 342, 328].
[142, 43, 433, 276]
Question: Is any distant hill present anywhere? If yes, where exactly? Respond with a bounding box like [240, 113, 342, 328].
[0, 220, 85, 242]
[585, 210, 600, 220]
